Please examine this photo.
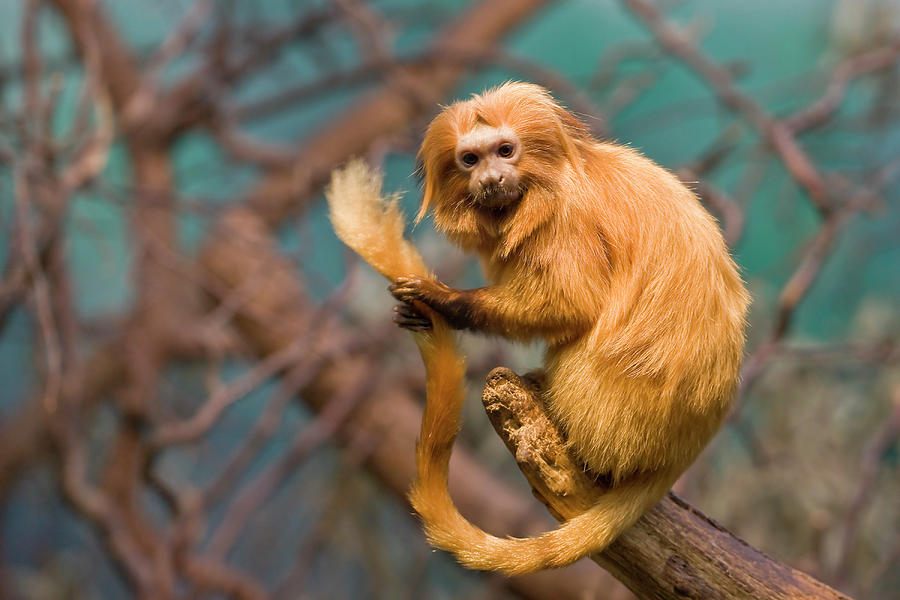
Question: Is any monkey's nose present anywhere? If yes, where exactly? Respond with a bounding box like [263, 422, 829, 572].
[482, 172, 504, 187]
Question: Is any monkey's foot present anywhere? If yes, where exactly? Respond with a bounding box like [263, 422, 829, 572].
[393, 302, 432, 331]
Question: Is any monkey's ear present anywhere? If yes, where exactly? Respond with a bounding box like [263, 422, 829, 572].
[413, 156, 431, 224]
[415, 173, 435, 224]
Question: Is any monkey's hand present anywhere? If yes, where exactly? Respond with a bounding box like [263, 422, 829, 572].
[392, 301, 433, 332]
[390, 275, 441, 331]
[390, 276, 483, 331]
[390, 276, 454, 304]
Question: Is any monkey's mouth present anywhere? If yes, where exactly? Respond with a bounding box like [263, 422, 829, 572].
[473, 184, 522, 209]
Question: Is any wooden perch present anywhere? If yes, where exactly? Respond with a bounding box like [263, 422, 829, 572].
[481, 368, 852, 600]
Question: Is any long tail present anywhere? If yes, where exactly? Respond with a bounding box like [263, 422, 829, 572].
[326, 159, 429, 281]
[326, 160, 673, 575]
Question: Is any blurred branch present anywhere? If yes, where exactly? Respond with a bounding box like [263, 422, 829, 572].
[149, 319, 334, 448]
[234, 46, 605, 136]
[833, 389, 900, 586]
[622, 0, 831, 213]
[13, 165, 62, 413]
[205, 367, 370, 559]
[55, 416, 163, 597]
[179, 555, 267, 600]
[786, 41, 900, 132]
[246, 0, 556, 226]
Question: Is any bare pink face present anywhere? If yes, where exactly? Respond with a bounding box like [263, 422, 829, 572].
[454, 124, 523, 209]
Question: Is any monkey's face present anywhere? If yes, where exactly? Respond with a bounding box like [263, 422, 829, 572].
[454, 125, 523, 210]
[417, 82, 587, 249]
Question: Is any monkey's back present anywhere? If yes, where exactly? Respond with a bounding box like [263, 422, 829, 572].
[539, 143, 749, 482]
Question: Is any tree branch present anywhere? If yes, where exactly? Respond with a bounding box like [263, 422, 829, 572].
[481, 368, 853, 600]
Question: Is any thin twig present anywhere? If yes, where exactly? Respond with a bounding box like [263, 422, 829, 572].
[833, 389, 900, 586]
[206, 366, 374, 559]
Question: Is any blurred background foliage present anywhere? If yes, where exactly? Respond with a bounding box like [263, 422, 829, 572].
[0, 1, 898, 599]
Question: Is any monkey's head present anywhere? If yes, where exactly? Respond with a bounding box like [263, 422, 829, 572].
[417, 82, 589, 252]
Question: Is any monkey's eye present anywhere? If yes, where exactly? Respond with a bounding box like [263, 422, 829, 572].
[461, 152, 478, 167]
[497, 143, 515, 158]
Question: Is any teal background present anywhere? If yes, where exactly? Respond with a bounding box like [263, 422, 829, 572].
[2, 0, 897, 347]
[2, 1, 899, 598]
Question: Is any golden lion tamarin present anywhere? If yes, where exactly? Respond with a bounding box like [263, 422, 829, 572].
[326, 82, 749, 575]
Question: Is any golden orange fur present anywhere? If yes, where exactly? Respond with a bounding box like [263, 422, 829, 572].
[327, 82, 749, 575]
